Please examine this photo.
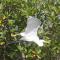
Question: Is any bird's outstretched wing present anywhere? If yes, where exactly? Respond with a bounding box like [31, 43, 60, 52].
[25, 16, 41, 34]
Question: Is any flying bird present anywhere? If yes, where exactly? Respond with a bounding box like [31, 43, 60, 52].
[20, 16, 45, 46]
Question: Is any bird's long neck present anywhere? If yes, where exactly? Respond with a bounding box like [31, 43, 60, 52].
[34, 39, 44, 46]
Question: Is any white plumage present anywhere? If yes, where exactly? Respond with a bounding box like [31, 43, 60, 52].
[20, 16, 45, 46]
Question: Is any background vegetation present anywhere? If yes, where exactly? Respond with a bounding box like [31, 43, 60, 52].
[0, 0, 60, 60]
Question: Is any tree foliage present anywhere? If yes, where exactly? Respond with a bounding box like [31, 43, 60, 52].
[0, 0, 60, 60]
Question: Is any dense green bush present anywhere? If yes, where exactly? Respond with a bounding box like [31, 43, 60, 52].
[0, 0, 60, 60]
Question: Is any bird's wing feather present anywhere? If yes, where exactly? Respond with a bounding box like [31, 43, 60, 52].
[25, 16, 41, 33]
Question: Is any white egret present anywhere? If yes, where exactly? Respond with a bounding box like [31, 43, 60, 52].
[20, 16, 45, 46]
